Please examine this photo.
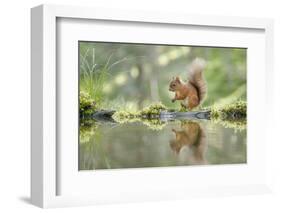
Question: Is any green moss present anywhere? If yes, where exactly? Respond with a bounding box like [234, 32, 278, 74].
[112, 110, 140, 124]
[139, 102, 167, 118]
[112, 102, 167, 122]
[210, 107, 220, 119]
[79, 91, 97, 117]
[210, 101, 246, 120]
[210, 101, 247, 131]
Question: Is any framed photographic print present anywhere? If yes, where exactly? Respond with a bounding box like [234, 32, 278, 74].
[31, 4, 274, 208]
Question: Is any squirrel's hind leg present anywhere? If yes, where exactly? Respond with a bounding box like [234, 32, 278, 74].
[188, 96, 199, 111]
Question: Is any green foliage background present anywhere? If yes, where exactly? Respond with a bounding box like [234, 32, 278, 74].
[79, 42, 246, 110]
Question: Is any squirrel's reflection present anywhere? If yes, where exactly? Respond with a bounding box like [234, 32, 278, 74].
[170, 121, 208, 165]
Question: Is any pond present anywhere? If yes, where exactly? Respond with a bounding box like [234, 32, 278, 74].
[79, 119, 247, 170]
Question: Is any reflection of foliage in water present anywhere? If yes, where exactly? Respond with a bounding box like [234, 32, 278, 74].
[210, 101, 246, 131]
[79, 103, 247, 169]
[141, 119, 167, 131]
[212, 119, 246, 131]
[79, 119, 99, 144]
[79, 120, 246, 170]
[79, 119, 112, 169]
[112, 114, 168, 131]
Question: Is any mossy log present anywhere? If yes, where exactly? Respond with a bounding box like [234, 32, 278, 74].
[88, 110, 210, 122]
[88, 110, 116, 122]
[160, 111, 211, 121]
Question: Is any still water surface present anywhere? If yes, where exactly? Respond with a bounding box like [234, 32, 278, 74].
[79, 120, 246, 170]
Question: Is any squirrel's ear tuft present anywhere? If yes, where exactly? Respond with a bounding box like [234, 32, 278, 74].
[175, 76, 180, 81]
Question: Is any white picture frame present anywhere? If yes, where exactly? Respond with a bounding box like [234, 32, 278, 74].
[31, 4, 274, 208]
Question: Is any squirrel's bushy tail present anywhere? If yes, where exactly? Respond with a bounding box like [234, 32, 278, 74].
[188, 58, 207, 104]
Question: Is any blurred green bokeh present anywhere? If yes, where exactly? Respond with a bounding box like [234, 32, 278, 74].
[79, 42, 246, 110]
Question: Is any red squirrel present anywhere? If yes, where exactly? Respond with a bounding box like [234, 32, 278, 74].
[169, 58, 207, 110]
